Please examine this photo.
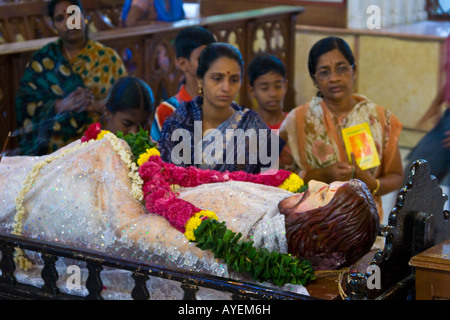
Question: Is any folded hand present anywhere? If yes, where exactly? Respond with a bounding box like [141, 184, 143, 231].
[55, 87, 94, 113]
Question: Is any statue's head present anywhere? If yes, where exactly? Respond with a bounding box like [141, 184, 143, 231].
[279, 179, 379, 270]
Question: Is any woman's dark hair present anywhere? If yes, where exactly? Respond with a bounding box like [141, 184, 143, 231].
[48, 0, 84, 19]
[196, 42, 244, 79]
[307, 36, 355, 79]
[105, 77, 155, 116]
[248, 54, 286, 87]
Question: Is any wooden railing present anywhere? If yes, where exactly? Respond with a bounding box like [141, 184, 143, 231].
[0, 5, 303, 153]
[0, 231, 313, 300]
[0, 0, 128, 42]
[200, 0, 348, 28]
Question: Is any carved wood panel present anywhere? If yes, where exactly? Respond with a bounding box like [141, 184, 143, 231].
[143, 32, 183, 105]
[245, 14, 297, 110]
[206, 21, 247, 106]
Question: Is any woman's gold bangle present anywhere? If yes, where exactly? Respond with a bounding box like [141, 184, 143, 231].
[372, 179, 380, 195]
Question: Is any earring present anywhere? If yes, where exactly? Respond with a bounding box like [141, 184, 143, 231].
[198, 82, 203, 96]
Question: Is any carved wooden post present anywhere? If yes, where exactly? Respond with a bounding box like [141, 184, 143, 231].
[232, 293, 251, 300]
[41, 253, 60, 295]
[345, 273, 368, 300]
[86, 261, 104, 300]
[181, 283, 199, 300]
[131, 271, 150, 300]
[0, 243, 17, 285]
[369, 160, 449, 299]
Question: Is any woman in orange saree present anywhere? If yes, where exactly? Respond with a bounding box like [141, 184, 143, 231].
[280, 37, 404, 220]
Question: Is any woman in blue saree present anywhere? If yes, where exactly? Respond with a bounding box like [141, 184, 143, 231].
[159, 43, 285, 174]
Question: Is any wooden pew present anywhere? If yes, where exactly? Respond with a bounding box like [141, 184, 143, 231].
[0, 5, 303, 153]
[0, 0, 54, 42]
[0, 0, 136, 43]
[81, 0, 124, 30]
[200, 0, 348, 28]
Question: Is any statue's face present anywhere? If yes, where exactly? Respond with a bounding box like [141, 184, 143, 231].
[280, 179, 380, 271]
[283, 180, 345, 213]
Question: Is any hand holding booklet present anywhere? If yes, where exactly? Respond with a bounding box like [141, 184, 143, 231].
[341, 123, 380, 171]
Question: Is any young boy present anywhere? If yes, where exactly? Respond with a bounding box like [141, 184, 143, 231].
[151, 26, 215, 141]
[248, 54, 288, 130]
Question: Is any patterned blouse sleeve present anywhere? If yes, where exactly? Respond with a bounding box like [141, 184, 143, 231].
[158, 111, 178, 164]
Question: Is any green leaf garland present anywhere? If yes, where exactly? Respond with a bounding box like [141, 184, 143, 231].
[296, 184, 309, 194]
[116, 127, 157, 161]
[194, 219, 316, 287]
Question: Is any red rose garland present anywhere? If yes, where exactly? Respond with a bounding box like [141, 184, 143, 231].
[81, 122, 101, 142]
[81, 123, 305, 239]
[138, 155, 294, 234]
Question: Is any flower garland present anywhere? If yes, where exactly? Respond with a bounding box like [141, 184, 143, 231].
[82, 123, 314, 286]
[102, 133, 144, 202]
[81, 122, 145, 201]
[136, 154, 304, 238]
[13, 123, 315, 286]
[135, 154, 315, 285]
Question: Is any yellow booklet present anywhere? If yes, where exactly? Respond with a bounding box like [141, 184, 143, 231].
[341, 123, 380, 170]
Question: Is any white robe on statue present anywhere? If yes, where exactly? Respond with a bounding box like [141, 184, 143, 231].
[0, 139, 307, 299]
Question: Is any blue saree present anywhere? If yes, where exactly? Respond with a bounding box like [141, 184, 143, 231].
[159, 96, 285, 174]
